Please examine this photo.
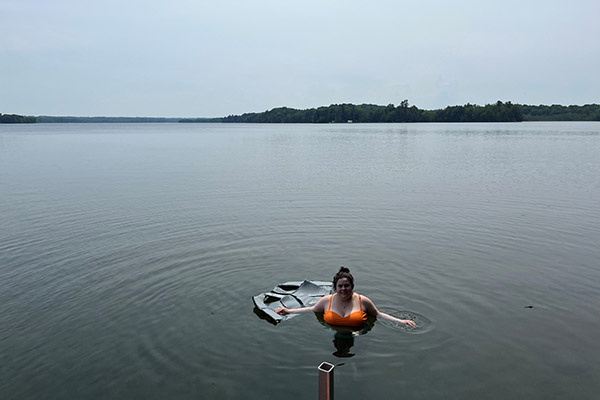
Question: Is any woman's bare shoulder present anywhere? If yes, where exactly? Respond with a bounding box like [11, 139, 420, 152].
[358, 293, 373, 303]
[320, 294, 333, 302]
[313, 294, 332, 311]
[358, 294, 378, 313]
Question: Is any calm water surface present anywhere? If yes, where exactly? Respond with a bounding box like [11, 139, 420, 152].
[1, 122, 599, 399]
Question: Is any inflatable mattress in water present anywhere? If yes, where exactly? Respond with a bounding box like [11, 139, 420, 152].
[252, 280, 332, 324]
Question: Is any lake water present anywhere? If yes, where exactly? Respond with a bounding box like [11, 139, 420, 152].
[1, 122, 599, 399]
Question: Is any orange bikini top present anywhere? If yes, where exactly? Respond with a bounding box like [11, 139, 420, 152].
[323, 294, 367, 327]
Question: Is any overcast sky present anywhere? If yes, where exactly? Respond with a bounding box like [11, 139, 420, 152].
[1, 0, 599, 117]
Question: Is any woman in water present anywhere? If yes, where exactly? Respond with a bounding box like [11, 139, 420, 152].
[276, 266, 417, 327]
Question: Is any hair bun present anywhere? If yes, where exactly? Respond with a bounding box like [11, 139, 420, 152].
[338, 266, 350, 273]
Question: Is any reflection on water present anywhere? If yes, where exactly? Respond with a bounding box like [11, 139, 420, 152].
[316, 313, 376, 358]
[333, 334, 357, 358]
[1, 122, 600, 399]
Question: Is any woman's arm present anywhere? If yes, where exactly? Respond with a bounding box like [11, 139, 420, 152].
[276, 295, 330, 315]
[377, 311, 418, 327]
[362, 296, 417, 327]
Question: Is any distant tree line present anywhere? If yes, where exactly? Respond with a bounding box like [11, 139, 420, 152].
[218, 101, 524, 123]
[36, 116, 180, 123]
[0, 113, 36, 123]
[426, 101, 524, 122]
[519, 104, 600, 121]
[5, 103, 600, 124]
[179, 117, 226, 123]
[206, 101, 600, 123]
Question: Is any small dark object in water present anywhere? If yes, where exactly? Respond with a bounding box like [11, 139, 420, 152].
[524, 305, 533, 308]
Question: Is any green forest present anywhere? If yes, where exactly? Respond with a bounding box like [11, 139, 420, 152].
[0, 113, 36, 123]
[35, 116, 180, 123]
[210, 100, 600, 123]
[519, 104, 600, 121]
[215, 101, 524, 123]
[3, 103, 600, 124]
[209, 101, 600, 124]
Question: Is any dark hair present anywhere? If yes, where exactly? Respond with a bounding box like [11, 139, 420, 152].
[333, 266, 354, 289]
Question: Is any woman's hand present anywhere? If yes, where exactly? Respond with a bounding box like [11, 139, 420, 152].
[400, 319, 417, 328]
[275, 307, 291, 315]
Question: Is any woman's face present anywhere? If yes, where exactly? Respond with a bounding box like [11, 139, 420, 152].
[335, 277, 353, 298]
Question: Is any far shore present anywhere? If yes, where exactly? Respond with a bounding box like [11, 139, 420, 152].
[2, 102, 600, 124]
